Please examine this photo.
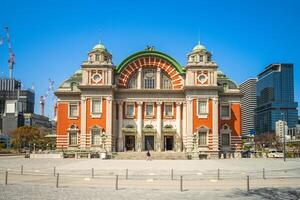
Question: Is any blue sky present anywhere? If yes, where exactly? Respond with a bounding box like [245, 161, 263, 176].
[0, 0, 299, 118]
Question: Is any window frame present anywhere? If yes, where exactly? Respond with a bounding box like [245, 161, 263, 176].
[68, 131, 78, 146]
[221, 133, 230, 147]
[143, 68, 156, 89]
[68, 102, 79, 119]
[164, 103, 173, 118]
[221, 103, 231, 120]
[198, 131, 208, 146]
[91, 98, 102, 118]
[197, 98, 209, 118]
[91, 127, 102, 146]
[125, 102, 135, 118]
[145, 103, 154, 118]
[161, 72, 172, 89]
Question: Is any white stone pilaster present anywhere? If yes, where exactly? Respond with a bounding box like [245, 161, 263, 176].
[156, 101, 162, 151]
[156, 68, 161, 89]
[137, 68, 142, 89]
[182, 102, 187, 151]
[105, 96, 112, 152]
[212, 97, 219, 153]
[118, 101, 123, 151]
[186, 96, 194, 152]
[176, 102, 182, 152]
[137, 101, 143, 151]
[80, 97, 87, 149]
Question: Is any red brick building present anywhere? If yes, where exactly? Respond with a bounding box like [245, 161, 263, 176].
[55, 42, 243, 158]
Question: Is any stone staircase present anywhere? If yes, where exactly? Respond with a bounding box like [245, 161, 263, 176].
[112, 151, 188, 160]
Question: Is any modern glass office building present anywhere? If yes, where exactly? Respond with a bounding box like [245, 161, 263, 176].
[255, 64, 298, 134]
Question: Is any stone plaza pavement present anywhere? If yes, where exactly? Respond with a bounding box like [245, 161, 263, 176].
[0, 157, 300, 199]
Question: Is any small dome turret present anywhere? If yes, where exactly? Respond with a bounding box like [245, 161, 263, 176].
[187, 41, 212, 65]
[88, 42, 112, 64]
[93, 43, 106, 50]
[192, 42, 207, 52]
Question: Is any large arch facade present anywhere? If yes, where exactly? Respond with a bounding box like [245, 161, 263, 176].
[117, 51, 185, 89]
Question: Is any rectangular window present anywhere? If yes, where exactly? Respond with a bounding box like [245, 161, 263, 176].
[92, 129, 101, 145]
[222, 133, 230, 146]
[92, 99, 101, 114]
[145, 104, 154, 117]
[126, 103, 134, 117]
[69, 132, 77, 145]
[198, 100, 207, 115]
[95, 54, 100, 61]
[198, 132, 207, 146]
[165, 104, 173, 117]
[221, 104, 230, 118]
[69, 104, 78, 117]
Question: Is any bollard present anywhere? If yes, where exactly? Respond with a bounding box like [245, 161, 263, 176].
[217, 168, 220, 180]
[54, 167, 56, 177]
[247, 175, 250, 192]
[56, 173, 59, 188]
[125, 169, 128, 180]
[21, 165, 23, 175]
[115, 175, 119, 190]
[5, 171, 8, 185]
[92, 168, 94, 179]
[263, 168, 266, 179]
[171, 169, 174, 180]
[180, 176, 183, 191]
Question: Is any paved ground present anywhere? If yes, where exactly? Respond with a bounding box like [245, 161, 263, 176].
[0, 157, 299, 199]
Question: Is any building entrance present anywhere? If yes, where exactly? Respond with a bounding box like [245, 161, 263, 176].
[125, 135, 135, 151]
[144, 135, 154, 151]
[164, 136, 174, 151]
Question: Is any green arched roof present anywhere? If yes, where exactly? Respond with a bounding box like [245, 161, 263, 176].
[116, 50, 185, 74]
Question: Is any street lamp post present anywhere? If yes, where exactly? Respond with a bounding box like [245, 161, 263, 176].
[281, 112, 286, 162]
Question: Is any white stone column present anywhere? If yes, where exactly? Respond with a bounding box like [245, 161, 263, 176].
[212, 97, 219, 156]
[105, 96, 112, 152]
[156, 101, 162, 151]
[176, 102, 182, 152]
[156, 68, 161, 89]
[137, 68, 142, 89]
[182, 102, 187, 151]
[112, 101, 117, 152]
[137, 101, 143, 151]
[118, 101, 123, 152]
[186, 96, 194, 152]
[80, 97, 87, 149]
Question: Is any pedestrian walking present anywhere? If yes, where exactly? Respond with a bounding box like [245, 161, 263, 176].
[146, 150, 151, 161]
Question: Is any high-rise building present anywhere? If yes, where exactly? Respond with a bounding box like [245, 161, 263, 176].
[240, 78, 257, 135]
[255, 64, 298, 135]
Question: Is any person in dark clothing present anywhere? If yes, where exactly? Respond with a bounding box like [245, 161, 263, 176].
[146, 150, 151, 161]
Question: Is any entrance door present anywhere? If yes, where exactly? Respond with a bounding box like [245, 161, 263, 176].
[144, 135, 154, 151]
[164, 136, 174, 151]
[125, 135, 135, 151]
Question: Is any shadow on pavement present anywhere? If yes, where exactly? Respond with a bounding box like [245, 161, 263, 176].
[227, 187, 300, 200]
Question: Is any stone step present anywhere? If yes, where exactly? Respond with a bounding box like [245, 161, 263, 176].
[112, 152, 188, 160]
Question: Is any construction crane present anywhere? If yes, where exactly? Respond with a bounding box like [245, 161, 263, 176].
[4, 27, 15, 79]
[40, 78, 55, 116]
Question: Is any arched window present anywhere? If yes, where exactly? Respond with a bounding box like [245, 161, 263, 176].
[161, 72, 172, 89]
[143, 68, 156, 89]
[70, 82, 78, 92]
[128, 73, 137, 89]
